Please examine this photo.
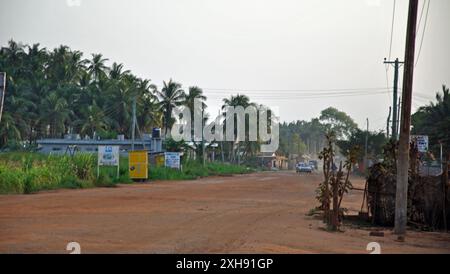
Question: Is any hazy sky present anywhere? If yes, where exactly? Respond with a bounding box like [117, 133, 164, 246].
[1, 0, 449, 131]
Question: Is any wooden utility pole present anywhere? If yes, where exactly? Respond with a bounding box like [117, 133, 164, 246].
[395, 0, 419, 236]
[396, 99, 401, 137]
[219, 110, 225, 163]
[0, 72, 6, 123]
[202, 105, 206, 167]
[364, 118, 369, 172]
[384, 59, 404, 140]
[386, 107, 392, 139]
[131, 96, 137, 151]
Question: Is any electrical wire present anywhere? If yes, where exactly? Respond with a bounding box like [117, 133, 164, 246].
[206, 90, 391, 101]
[202, 87, 391, 93]
[417, 0, 427, 33]
[415, 0, 431, 67]
[388, 0, 397, 62]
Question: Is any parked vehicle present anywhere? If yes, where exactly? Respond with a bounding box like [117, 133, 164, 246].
[296, 163, 313, 173]
[308, 160, 318, 170]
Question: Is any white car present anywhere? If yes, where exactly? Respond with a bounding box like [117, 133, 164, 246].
[296, 163, 313, 173]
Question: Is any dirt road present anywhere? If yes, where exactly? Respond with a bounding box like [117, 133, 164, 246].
[0, 171, 449, 253]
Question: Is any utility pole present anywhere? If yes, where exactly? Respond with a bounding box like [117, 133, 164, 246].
[439, 141, 443, 173]
[202, 106, 205, 167]
[384, 58, 404, 140]
[386, 107, 392, 139]
[396, 99, 401, 137]
[365, 118, 369, 172]
[131, 96, 137, 151]
[219, 110, 225, 163]
[0, 72, 6, 123]
[395, 0, 419, 237]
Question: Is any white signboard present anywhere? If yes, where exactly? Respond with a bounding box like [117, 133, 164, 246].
[411, 135, 429, 153]
[98, 145, 120, 166]
[165, 152, 181, 169]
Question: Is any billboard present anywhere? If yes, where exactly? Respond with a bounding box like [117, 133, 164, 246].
[411, 135, 429, 153]
[165, 152, 181, 169]
[98, 145, 120, 166]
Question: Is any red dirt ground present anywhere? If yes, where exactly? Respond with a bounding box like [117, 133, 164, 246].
[0, 171, 449, 254]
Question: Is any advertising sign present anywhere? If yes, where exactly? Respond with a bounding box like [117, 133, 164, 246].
[411, 135, 429, 153]
[98, 145, 120, 166]
[165, 152, 181, 169]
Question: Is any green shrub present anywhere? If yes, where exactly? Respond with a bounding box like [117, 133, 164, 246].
[95, 173, 117, 188]
[148, 161, 253, 181]
[71, 154, 95, 181]
[0, 166, 25, 194]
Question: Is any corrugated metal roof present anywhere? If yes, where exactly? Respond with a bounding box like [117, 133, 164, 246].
[37, 139, 152, 145]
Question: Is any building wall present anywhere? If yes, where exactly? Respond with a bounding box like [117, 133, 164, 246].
[37, 140, 162, 155]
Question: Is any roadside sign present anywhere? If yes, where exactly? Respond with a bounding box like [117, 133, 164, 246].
[97, 145, 120, 178]
[155, 154, 165, 167]
[98, 145, 120, 166]
[165, 152, 181, 169]
[411, 135, 429, 153]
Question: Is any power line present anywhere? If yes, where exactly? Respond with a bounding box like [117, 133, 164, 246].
[415, 0, 431, 67]
[384, 0, 397, 102]
[206, 90, 390, 100]
[388, 0, 397, 62]
[202, 87, 391, 93]
[417, 0, 427, 33]
[206, 89, 389, 96]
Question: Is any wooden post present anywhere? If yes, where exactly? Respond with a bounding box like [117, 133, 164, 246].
[443, 159, 448, 232]
[332, 162, 342, 231]
[0, 72, 5, 123]
[394, 0, 419, 236]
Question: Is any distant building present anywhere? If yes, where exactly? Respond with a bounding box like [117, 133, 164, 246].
[257, 152, 288, 170]
[37, 133, 163, 155]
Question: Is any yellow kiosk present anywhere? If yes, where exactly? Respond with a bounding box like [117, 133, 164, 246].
[128, 150, 148, 180]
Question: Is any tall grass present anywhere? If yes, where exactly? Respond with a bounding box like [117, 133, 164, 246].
[0, 152, 253, 194]
[0, 152, 132, 194]
[149, 161, 252, 180]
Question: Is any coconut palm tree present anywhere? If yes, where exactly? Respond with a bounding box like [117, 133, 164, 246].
[75, 103, 111, 137]
[182, 86, 207, 139]
[412, 85, 450, 156]
[87, 53, 109, 82]
[38, 92, 72, 137]
[0, 40, 167, 148]
[157, 80, 185, 137]
[221, 94, 256, 163]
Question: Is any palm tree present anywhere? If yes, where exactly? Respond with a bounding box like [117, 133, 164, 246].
[1, 40, 25, 77]
[75, 103, 110, 137]
[221, 94, 255, 163]
[157, 80, 185, 137]
[137, 80, 162, 132]
[412, 85, 450, 156]
[182, 86, 207, 139]
[87, 53, 109, 82]
[105, 72, 135, 135]
[109, 62, 130, 81]
[38, 92, 72, 137]
[0, 40, 164, 148]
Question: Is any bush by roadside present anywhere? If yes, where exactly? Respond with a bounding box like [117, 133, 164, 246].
[0, 152, 253, 194]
